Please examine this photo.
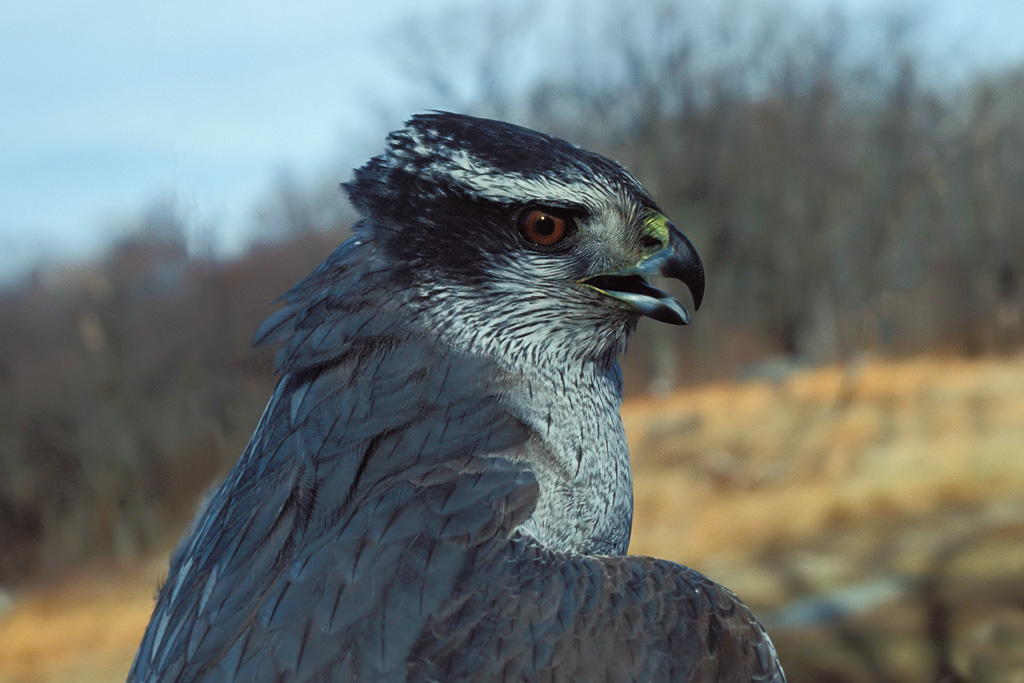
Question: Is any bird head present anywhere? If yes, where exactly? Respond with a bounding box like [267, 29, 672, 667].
[342, 112, 704, 361]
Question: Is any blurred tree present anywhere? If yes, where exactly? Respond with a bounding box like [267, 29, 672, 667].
[393, 0, 1024, 384]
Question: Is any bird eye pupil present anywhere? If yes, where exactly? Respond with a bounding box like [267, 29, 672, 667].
[535, 217, 555, 236]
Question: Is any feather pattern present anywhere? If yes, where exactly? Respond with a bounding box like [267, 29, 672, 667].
[129, 112, 784, 682]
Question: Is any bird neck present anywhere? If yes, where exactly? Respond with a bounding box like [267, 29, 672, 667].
[507, 358, 634, 555]
[410, 285, 637, 555]
[251, 237, 636, 557]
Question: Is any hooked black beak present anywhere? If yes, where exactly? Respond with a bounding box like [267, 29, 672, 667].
[581, 225, 705, 325]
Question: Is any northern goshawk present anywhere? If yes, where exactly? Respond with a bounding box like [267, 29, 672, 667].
[129, 112, 784, 682]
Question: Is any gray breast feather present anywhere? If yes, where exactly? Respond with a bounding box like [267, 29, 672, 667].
[133, 454, 782, 682]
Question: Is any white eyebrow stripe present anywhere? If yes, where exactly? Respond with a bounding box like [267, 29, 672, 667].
[429, 147, 608, 206]
[387, 124, 648, 210]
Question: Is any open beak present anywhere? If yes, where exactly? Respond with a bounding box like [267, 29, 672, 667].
[581, 225, 705, 325]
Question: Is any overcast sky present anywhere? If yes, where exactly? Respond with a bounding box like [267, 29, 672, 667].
[1, 0, 1022, 281]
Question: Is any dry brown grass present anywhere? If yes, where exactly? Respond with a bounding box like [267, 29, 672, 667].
[1, 354, 1022, 682]
[628, 354, 1024, 568]
[0, 561, 165, 683]
[626, 354, 1024, 681]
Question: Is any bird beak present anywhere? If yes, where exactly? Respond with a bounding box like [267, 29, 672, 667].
[580, 219, 705, 325]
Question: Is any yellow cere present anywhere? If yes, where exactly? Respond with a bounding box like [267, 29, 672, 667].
[642, 212, 671, 250]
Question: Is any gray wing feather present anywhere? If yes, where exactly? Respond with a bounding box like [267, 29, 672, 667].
[408, 467, 783, 682]
[135, 453, 782, 682]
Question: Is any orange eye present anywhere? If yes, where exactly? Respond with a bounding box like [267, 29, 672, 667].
[519, 209, 569, 246]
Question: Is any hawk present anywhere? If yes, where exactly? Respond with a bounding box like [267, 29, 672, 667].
[129, 112, 784, 682]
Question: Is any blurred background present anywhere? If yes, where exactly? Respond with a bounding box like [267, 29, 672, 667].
[2, 0, 1023, 680]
